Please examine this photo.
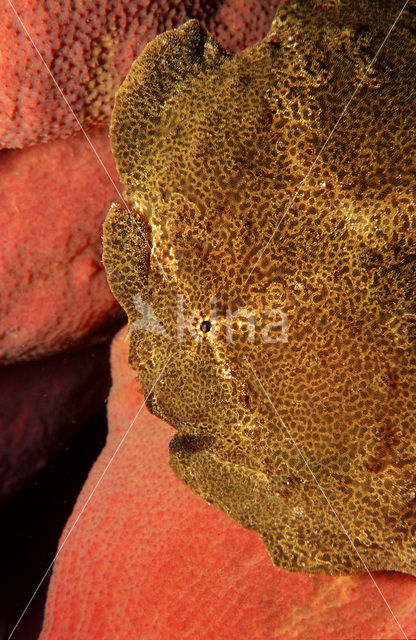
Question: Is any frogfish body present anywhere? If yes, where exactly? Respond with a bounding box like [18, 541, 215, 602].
[103, 0, 416, 576]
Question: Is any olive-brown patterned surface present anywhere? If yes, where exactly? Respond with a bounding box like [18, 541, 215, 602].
[103, 1, 416, 575]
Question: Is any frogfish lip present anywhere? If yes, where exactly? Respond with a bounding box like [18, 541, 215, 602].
[169, 433, 216, 456]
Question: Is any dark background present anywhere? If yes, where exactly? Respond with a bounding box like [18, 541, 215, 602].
[0, 407, 108, 640]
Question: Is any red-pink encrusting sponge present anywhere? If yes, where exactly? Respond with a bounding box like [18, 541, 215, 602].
[39, 328, 416, 640]
[0, 0, 279, 149]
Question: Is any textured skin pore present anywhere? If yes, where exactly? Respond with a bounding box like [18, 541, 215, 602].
[103, 2, 416, 576]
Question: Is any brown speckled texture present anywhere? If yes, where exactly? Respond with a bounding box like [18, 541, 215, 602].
[103, 2, 416, 576]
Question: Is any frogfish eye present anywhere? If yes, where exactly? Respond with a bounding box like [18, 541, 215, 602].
[200, 320, 211, 334]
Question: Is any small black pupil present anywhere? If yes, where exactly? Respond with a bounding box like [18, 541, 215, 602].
[200, 320, 211, 333]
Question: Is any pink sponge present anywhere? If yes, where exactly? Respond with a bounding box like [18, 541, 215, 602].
[0, 0, 279, 149]
[39, 327, 416, 640]
[0, 126, 124, 363]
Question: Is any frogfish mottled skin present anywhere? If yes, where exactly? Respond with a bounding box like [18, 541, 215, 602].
[103, 0, 416, 576]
